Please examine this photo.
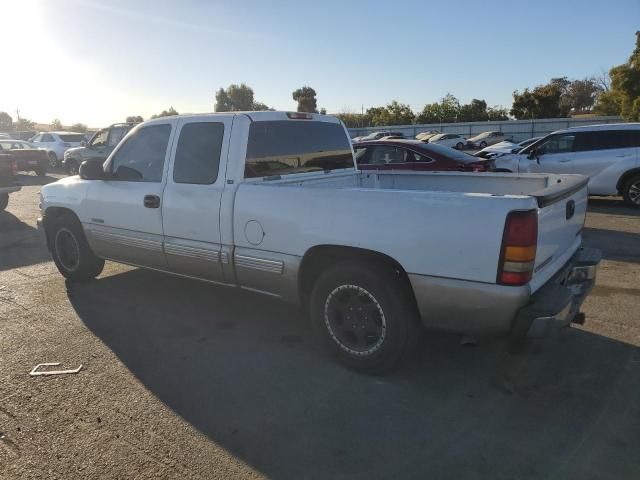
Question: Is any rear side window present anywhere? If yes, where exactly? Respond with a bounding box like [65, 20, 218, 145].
[173, 122, 224, 184]
[575, 130, 640, 151]
[109, 124, 171, 182]
[245, 121, 353, 178]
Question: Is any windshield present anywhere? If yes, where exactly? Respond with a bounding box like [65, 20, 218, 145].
[469, 132, 491, 141]
[59, 134, 85, 142]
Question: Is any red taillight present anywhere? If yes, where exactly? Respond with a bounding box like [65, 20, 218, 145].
[286, 112, 313, 120]
[471, 161, 488, 172]
[11, 161, 18, 176]
[497, 210, 538, 286]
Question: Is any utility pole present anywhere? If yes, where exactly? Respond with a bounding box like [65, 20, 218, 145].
[15, 108, 20, 120]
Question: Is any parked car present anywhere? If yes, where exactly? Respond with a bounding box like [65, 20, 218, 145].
[354, 130, 405, 142]
[353, 139, 489, 171]
[30, 131, 86, 168]
[474, 137, 541, 159]
[39, 111, 600, 372]
[0, 140, 48, 176]
[467, 131, 511, 149]
[63, 123, 137, 174]
[428, 133, 466, 150]
[415, 130, 440, 141]
[0, 152, 20, 210]
[493, 123, 640, 207]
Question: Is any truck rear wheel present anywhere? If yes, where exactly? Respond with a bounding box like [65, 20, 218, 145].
[0, 193, 8, 211]
[622, 174, 640, 208]
[48, 213, 104, 281]
[309, 260, 419, 374]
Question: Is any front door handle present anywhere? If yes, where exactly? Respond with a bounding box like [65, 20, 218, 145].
[144, 195, 160, 208]
[558, 159, 571, 163]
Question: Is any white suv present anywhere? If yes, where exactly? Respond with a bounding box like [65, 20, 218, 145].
[30, 131, 86, 168]
[494, 124, 640, 207]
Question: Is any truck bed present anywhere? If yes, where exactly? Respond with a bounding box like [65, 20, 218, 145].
[236, 170, 588, 292]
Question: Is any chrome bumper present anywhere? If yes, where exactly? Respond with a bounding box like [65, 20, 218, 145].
[513, 247, 602, 337]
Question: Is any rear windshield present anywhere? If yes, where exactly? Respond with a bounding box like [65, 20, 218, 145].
[245, 121, 353, 178]
[421, 143, 476, 162]
[59, 134, 85, 142]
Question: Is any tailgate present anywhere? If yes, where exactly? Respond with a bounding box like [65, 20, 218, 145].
[531, 176, 588, 290]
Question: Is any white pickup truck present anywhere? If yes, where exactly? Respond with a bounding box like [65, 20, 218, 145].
[39, 112, 601, 372]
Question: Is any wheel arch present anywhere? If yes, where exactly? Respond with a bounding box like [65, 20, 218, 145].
[42, 206, 81, 251]
[616, 168, 640, 194]
[298, 245, 416, 307]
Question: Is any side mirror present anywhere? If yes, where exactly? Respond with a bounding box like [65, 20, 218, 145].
[79, 159, 105, 180]
[80, 140, 87, 147]
[527, 148, 540, 163]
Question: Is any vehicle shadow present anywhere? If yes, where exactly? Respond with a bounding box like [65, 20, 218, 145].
[587, 197, 640, 216]
[0, 211, 50, 271]
[582, 227, 640, 263]
[69, 268, 640, 480]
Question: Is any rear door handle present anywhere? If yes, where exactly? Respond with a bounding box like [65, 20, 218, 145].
[143, 195, 160, 208]
[615, 154, 632, 158]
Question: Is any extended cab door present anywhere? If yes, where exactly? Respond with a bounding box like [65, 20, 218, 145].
[518, 132, 577, 175]
[82, 121, 175, 269]
[161, 116, 233, 283]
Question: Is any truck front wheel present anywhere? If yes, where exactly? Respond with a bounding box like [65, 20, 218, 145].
[309, 260, 419, 374]
[48, 213, 105, 281]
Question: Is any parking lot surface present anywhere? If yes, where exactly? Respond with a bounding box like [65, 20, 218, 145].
[1, 172, 639, 479]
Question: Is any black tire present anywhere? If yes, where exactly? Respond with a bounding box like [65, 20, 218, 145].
[622, 174, 640, 208]
[48, 213, 104, 281]
[479, 141, 488, 149]
[309, 260, 420, 374]
[456, 142, 464, 150]
[0, 193, 8, 211]
[35, 166, 46, 177]
[48, 151, 58, 168]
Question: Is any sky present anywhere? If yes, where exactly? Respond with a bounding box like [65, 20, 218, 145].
[1, 0, 638, 128]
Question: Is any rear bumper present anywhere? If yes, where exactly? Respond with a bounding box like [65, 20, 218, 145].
[408, 246, 601, 336]
[512, 247, 602, 337]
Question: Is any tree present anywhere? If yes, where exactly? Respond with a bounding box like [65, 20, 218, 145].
[367, 101, 414, 126]
[14, 117, 35, 130]
[565, 78, 602, 113]
[0, 112, 12, 131]
[51, 118, 63, 130]
[319, 108, 327, 115]
[70, 123, 88, 133]
[215, 83, 267, 111]
[292, 86, 318, 113]
[251, 101, 271, 111]
[416, 94, 460, 124]
[511, 82, 569, 119]
[486, 106, 509, 121]
[595, 31, 640, 121]
[126, 115, 144, 123]
[151, 107, 178, 119]
[335, 112, 367, 128]
[458, 99, 488, 122]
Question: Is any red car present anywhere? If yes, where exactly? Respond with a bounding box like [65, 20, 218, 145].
[354, 139, 490, 172]
[0, 140, 48, 176]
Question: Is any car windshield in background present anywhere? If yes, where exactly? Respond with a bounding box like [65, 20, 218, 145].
[245, 121, 353, 178]
[59, 134, 85, 142]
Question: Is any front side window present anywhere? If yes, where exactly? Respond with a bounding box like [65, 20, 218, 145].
[108, 124, 171, 182]
[245, 121, 352, 178]
[368, 146, 404, 164]
[41, 134, 54, 142]
[173, 122, 224, 184]
[537, 134, 576, 155]
[91, 130, 108, 147]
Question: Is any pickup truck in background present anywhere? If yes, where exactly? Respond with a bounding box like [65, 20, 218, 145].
[0, 153, 21, 210]
[38, 112, 601, 373]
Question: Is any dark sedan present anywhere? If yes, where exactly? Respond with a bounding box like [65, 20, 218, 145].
[353, 139, 490, 172]
[0, 140, 48, 176]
